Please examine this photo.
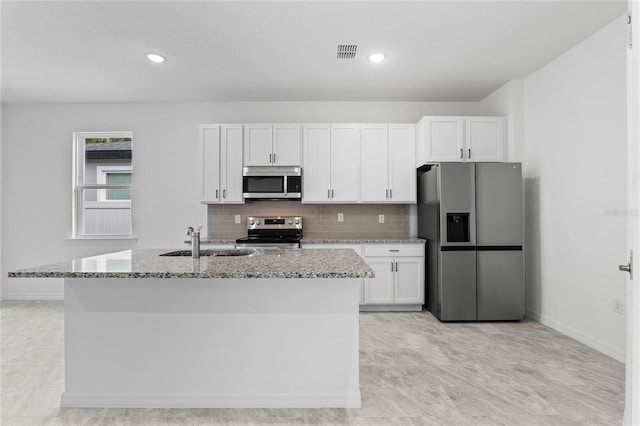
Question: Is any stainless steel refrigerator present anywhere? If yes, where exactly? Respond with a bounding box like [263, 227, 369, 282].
[417, 162, 524, 321]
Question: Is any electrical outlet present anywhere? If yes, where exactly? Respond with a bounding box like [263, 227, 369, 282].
[235, 215, 241, 224]
[338, 213, 344, 222]
[379, 214, 385, 224]
[613, 298, 624, 315]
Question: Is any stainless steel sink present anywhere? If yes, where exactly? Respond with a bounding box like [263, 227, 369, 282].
[160, 249, 254, 257]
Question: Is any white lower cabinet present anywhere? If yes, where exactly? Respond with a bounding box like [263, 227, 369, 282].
[302, 242, 424, 310]
[362, 243, 424, 310]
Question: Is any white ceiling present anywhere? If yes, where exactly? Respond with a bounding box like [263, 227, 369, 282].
[0, 0, 627, 104]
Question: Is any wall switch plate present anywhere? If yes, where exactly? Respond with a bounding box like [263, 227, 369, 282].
[235, 215, 241, 224]
[379, 214, 385, 224]
[338, 213, 344, 222]
[613, 298, 624, 315]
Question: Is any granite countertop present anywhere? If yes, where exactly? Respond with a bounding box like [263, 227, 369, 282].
[191, 238, 425, 245]
[301, 237, 425, 244]
[8, 248, 374, 280]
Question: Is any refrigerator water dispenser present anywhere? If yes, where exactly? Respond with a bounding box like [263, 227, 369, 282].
[447, 213, 470, 242]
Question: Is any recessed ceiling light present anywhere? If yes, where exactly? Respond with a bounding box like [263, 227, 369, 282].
[368, 53, 386, 63]
[145, 53, 166, 63]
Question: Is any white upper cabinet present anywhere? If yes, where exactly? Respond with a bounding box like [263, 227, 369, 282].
[331, 124, 360, 202]
[388, 125, 417, 202]
[361, 124, 416, 203]
[302, 124, 360, 203]
[199, 124, 244, 204]
[465, 117, 505, 162]
[244, 124, 301, 166]
[302, 124, 332, 202]
[416, 116, 505, 164]
[361, 125, 389, 202]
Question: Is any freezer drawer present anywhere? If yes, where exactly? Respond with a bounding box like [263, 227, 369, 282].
[476, 250, 525, 320]
[440, 250, 476, 321]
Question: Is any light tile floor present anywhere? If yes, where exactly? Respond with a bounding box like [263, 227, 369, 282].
[1, 301, 625, 425]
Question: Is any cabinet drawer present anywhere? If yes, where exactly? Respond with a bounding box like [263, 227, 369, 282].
[363, 244, 424, 257]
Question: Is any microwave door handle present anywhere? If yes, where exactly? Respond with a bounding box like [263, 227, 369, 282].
[284, 175, 287, 196]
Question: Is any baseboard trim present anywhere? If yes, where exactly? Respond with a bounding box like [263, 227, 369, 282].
[360, 304, 423, 312]
[60, 392, 362, 408]
[1, 293, 64, 301]
[526, 309, 625, 363]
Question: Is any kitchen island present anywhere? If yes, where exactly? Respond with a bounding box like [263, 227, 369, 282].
[9, 248, 373, 409]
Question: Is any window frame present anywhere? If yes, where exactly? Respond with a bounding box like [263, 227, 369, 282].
[96, 166, 133, 203]
[72, 131, 133, 239]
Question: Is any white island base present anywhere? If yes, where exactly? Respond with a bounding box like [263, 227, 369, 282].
[61, 277, 361, 408]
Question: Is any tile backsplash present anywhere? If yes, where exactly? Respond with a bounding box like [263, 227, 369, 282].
[207, 201, 409, 239]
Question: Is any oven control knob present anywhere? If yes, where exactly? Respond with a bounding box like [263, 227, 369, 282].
[288, 218, 294, 225]
[256, 219, 262, 225]
[294, 218, 300, 225]
[249, 219, 256, 226]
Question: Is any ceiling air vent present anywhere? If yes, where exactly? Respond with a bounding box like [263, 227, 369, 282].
[337, 44, 358, 59]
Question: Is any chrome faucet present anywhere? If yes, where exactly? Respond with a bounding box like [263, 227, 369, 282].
[186, 225, 202, 258]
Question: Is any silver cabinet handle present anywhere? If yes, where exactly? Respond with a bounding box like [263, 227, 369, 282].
[273, 153, 276, 163]
[269, 153, 272, 163]
[389, 249, 399, 252]
[389, 189, 392, 199]
[619, 250, 633, 279]
[391, 262, 394, 272]
[331, 189, 334, 198]
[328, 189, 331, 199]
[460, 149, 463, 159]
[395, 262, 398, 272]
[468, 148, 471, 158]
[386, 189, 389, 199]
[223, 189, 226, 198]
[216, 189, 219, 199]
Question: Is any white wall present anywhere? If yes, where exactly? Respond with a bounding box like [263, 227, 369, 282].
[522, 15, 628, 361]
[478, 78, 525, 162]
[0, 101, 478, 299]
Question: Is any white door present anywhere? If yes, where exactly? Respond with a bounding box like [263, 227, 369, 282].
[302, 124, 331, 202]
[425, 117, 465, 162]
[244, 124, 273, 166]
[388, 124, 417, 202]
[394, 257, 423, 304]
[273, 124, 301, 166]
[220, 125, 243, 203]
[624, 3, 640, 424]
[200, 125, 220, 202]
[331, 124, 360, 202]
[363, 258, 395, 304]
[466, 117, 506, 162]
[361, 124, 389, 202]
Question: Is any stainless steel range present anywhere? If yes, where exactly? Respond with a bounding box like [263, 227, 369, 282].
[235, 216, 302, 249]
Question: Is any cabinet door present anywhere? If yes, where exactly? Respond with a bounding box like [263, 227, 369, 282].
[394, 257, 424, 304]
[388, 124, 416, 202]
[273, 124, 301, 166]
[425, 117, 465, 162]
[220, 125, 244, 203]
[466, 117, 505, 162]
[363, 258, 395, 304]
[361, 125, 389, 202]
[244, 124, 273, 166]
[200, 125, 221, 202]
[302, 124, 331, 202]
[331, 124, 360, 202]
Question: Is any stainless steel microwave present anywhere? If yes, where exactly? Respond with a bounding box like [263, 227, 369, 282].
[242, 166, 302, 200]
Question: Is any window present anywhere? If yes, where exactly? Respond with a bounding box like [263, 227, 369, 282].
[72, 132, 133, 238]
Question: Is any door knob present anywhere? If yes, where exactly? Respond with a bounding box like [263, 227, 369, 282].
[619, 250, 633, 280]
